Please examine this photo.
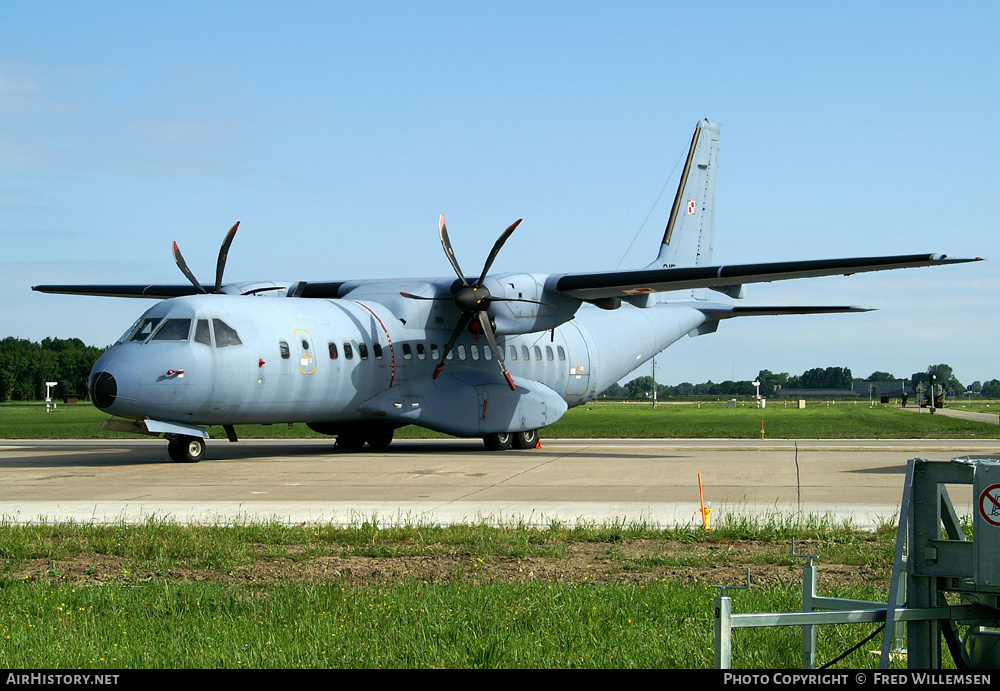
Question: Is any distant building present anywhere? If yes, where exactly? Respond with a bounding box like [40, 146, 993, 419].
[850, 381, 910, 397]
[773, 381, 911, 399]
[774, 388, 859, 399]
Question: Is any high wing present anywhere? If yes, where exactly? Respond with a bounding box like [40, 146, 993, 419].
[32, 284, 203, 299]
[32, 280, 348, 299]
[33, 255, 981, 301]
[551, 253, 980, 301]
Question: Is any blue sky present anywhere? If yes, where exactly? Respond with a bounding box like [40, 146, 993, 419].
[2, 1, 997, 387]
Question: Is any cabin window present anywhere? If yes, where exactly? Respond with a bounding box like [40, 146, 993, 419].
[150, 318, 191, 342]
[457, 345, 466, 360]
[373, 343, 383, 360]
[343, 343, 354, 360]
[470, 345, 479, 360]
[545, 346, 554, 361]
[533, 346, 542, 360]
[431, 344, 440, 360]
[213, 319, 242, 347]
[126, 318, 161, 343]
[402, 343, 412, 360]
[484, 346, 493, 361]
[521, 345, 530, 360]
[416, 343, 426, 360]
[301, 339, 310, 351]
[557, 346, 566, 361]
[328, 343, 338, 359]
[279, 341, 290, 359]
[194, 319, 212, 346]
[358, 343, 369, 360]
[509, 346, 517, 361]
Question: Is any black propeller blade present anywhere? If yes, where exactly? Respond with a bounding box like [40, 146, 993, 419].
[173, 222, 240, 295]
[172, 242, 207, 294]
[214, 221, 240, 294]
[415, 214, 522, 390]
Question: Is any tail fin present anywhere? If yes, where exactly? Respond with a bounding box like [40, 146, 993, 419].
[645, 119, 721, 299]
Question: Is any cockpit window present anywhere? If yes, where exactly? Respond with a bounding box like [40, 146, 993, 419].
[150, 318, 192, 341]
[125, 317, 162, 343]
[213, 319, 242, 348]
[194, 319, 212, 346]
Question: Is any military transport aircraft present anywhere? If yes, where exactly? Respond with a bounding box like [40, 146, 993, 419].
[33, 119, 981, 462]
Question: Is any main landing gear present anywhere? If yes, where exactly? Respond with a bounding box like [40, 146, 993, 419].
[334, 426, 395, 450]
[166, 435, 206, 463]
[482, 429, 539, 451]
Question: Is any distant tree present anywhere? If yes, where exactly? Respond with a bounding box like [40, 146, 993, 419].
[982, 380, 1000, 399]
[600, 382, 625, 399]
[798, 366, 852, 389]
[673, 382, 696, 397]
[0, 337, 105, 401]
[625, 376, 654, 399]
[756, 369, 789, 394]
[867, 371, 897, 382]
[0, 338, 39, 401]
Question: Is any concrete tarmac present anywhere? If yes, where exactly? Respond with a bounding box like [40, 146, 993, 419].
[2, 437, 998, 528]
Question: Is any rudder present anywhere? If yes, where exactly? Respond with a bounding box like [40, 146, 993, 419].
[646, 119, 721, 296]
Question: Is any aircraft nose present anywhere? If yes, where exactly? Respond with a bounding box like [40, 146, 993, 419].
[90, 371, 117, 410]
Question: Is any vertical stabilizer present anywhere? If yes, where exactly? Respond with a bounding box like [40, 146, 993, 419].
[646, 119, 721, 299]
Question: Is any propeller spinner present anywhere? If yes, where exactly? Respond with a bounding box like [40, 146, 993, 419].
[172, 222, 240, 294]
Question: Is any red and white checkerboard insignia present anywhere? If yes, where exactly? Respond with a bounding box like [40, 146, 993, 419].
[687, 200, 696, 215]
[621, 287, 656, 295]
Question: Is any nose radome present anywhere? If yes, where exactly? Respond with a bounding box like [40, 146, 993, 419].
[90, 371, 117, 409]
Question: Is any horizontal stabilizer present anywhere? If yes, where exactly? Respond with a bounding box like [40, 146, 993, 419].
[554, 254, 982, 301]
[701, 305, 874, 318]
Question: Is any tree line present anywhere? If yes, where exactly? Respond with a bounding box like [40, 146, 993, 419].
[604, 364, 1000, 400]
[0, 337, 106, 402]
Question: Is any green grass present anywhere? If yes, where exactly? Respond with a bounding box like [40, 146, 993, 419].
[948, 401, 1000, 414]
[3, 399, 998, 440]
[0, 517, 912, 669]
[548, 400, 997, 438]
[0, 401, 984, 667]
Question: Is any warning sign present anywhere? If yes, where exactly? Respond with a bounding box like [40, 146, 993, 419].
[979, 483, 1000, 527]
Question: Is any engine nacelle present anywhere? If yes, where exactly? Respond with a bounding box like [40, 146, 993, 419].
[485, 273, 579, 336]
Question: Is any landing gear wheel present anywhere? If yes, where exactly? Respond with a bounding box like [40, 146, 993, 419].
[365, 426, 394, 450]
[335, 432, 365, 450]
[512, 429, 538, 449]
[167, 436, 205, 463]
[483, 431, 512, 451]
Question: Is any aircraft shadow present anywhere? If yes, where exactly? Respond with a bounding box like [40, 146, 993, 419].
[0, 440, 690, 468]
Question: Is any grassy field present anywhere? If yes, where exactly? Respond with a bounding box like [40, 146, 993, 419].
[2, 399, 998, 440]
[0, 517, 921, 669]
[0, 399, 987, 668]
